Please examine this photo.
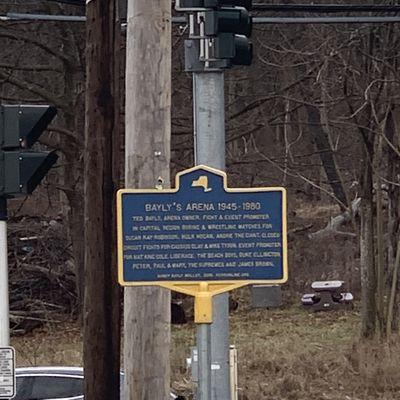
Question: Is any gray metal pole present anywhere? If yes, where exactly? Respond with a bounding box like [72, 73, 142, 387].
[197, 324, 211, 400]
[193, 72, 230, 400]
[0, 198, 9, 346]
[193, 72, 225, 169]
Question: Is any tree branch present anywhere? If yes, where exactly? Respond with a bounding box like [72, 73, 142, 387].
[0, 63, 62, 73]
[0, 28, 72, 65]
[0, 69, 64, 108]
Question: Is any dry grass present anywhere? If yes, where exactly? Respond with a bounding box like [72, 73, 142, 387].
[170, 304, 400, 400]
[11, 306, 400, 399]
[231, 307, 358, 400]
[12, 322, 82, 367]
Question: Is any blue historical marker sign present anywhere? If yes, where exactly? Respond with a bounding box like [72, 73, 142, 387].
[117, 165, 287, 287]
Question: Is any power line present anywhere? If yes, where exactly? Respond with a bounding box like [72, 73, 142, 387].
[20, 2, 400, 13]
[42, 0, 85, 5]
[4, 12, 400, 25]
[254, 16, 400, 24]
[252, 4, 400, 13]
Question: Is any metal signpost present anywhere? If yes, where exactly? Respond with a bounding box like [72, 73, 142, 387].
[0, 200, 9, 347]
[0, 347, 15, 399]
[179, 0, 254, 395]
[117, 165, 287, 399]
[193, 71, 229, 399]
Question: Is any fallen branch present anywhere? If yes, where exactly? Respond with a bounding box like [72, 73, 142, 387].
[288, 224, 313, 237]
[308, 198, 361, 239]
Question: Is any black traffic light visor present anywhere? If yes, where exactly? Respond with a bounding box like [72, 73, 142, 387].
[20, 150, 58, 194]
[1, 105, 57, 149]
[233, 35, 253, 65]
[19, 105, 57, 148]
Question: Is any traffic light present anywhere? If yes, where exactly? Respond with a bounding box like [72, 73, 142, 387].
[176, 0, 253, 68]
[0, 105, 58, 198]
[204, 6, 252, 36]
[213, 33, 252, 65]
[204, 1, 253, 66]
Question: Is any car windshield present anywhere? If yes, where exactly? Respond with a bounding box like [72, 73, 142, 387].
[14, 370, 180, 399]
[14, 376, 83, 400]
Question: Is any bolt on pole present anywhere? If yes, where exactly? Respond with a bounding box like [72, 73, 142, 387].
[193, 71, 231, 400]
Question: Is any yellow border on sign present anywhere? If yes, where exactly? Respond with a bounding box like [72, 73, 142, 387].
[116, 165, 288, 298]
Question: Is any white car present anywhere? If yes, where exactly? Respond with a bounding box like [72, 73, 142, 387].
[13, 367, 182, 400]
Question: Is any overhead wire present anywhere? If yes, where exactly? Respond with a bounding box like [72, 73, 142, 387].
[3, 2, 400, 24]
[251, 4, 400, 13]
[11, 2, 400, 12]
[41, 0, 85, 5]
[3, 13, 400, 24]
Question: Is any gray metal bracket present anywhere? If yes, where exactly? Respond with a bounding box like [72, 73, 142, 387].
[185, 40, 230, 72]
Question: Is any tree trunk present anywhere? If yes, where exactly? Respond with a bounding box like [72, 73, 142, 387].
[305, 104, 348, 210]
[62, 108, 85, 307]
[360, 160, 376, 338]
[374, 133, 385, 336]
[124, 0, 171, 399]
[83, 1, 121, 399]
[66, 191, 85, 304]
[386, 109, 400, 332]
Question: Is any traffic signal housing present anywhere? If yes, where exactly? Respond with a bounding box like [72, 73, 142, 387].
[177, 0, 252, 10]
[213, 33, 252, 66]
[204, 6, 252, 37]
[204, 1, 253, 66]
[176, 0, 253, 68]
[0, 105, 58, 198]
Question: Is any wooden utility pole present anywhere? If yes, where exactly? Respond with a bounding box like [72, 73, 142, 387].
[124, 1, 171, 399]
[83, 1, 121, 399]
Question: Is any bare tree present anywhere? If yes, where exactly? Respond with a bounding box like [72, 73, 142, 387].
[0, 1, 86, 305]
